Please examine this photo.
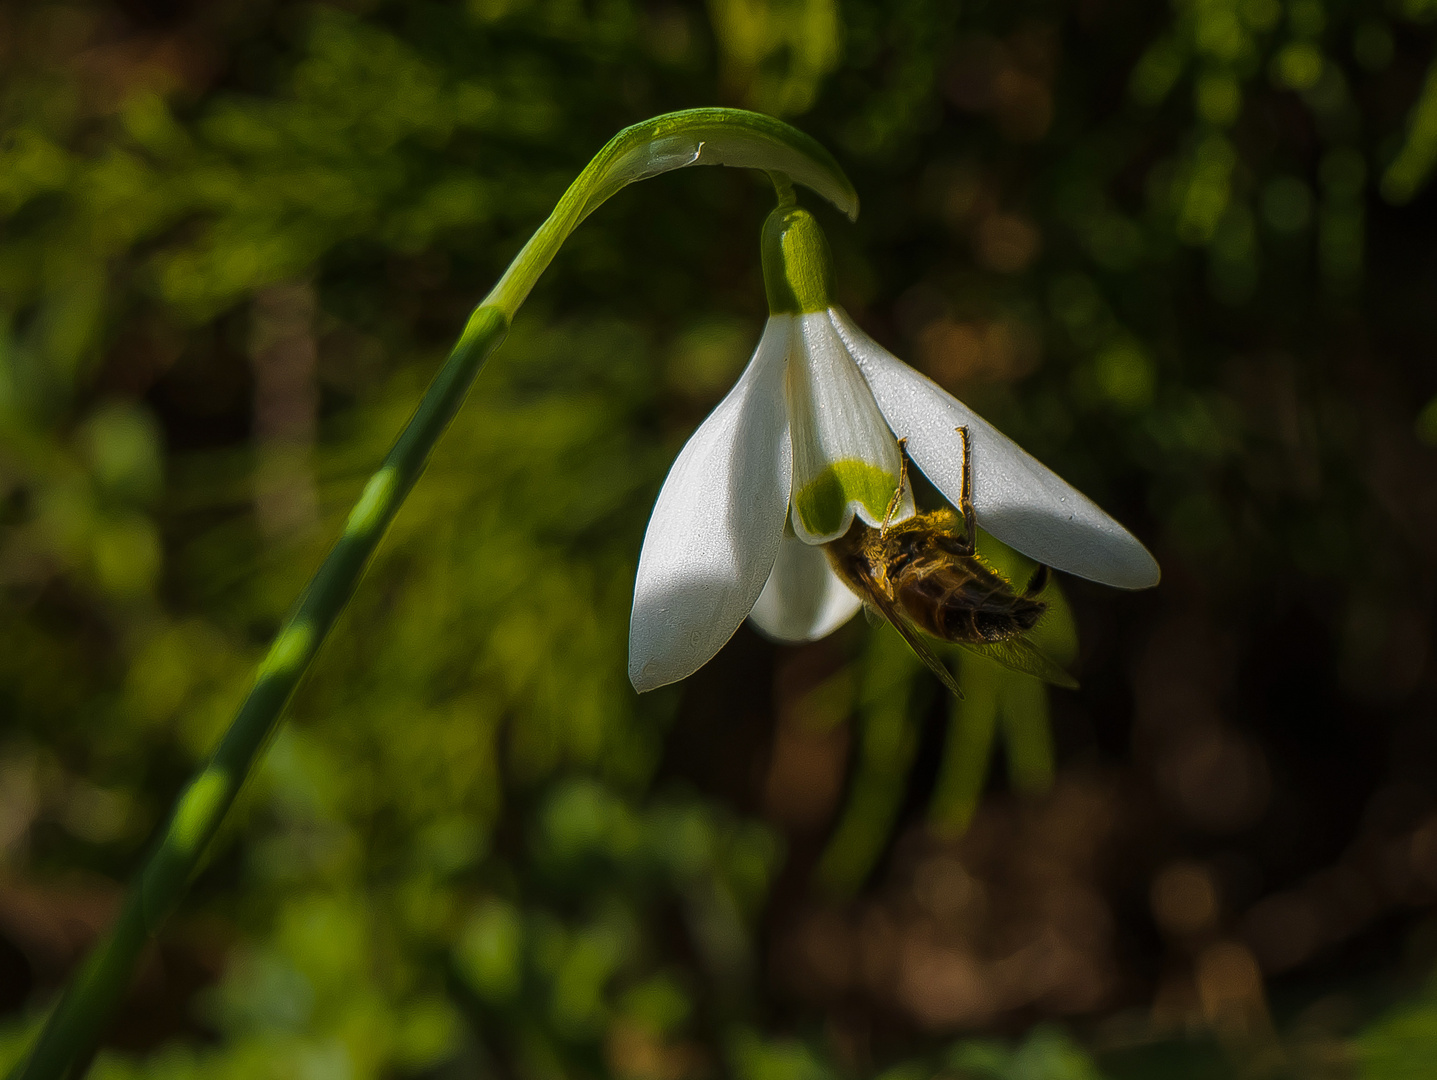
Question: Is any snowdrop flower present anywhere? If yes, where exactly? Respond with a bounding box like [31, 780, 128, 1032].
[629, 204, 1158, 693]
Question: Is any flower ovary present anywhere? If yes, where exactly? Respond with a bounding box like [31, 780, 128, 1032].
[762, 207, 836, 314]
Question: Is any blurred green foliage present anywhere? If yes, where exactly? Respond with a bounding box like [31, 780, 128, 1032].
[5, 0, 1437, 1077]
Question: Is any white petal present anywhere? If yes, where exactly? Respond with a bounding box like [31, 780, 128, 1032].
[787, 312, 914, 544]
[832, 308, 1160, 590]
[749, 525, 863, 642]
[629, 317, 793, 692]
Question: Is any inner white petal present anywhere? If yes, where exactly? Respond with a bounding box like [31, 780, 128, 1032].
[750, 523, 863, 642]
[831, 307, 1160, 590]
[786, 312, 913, 545]
[628, 317, 793, 692]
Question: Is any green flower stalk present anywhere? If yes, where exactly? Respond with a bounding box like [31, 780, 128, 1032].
[10, 108, 856, 1080]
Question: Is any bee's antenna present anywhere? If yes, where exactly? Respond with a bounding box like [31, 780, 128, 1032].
[881, 437, 909, 537]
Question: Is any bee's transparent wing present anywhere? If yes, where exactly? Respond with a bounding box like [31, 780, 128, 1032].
[828, 545, 964, 699]
[859, 592, 964, 699]
[958, 637, 1079, 690]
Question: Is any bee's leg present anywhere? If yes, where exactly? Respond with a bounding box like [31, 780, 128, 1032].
[881, 437, 910, 537]
[1025, 564, 1050, 596]
[953, 425, 977, 556]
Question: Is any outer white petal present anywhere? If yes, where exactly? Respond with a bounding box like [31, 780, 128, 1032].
[749, 526, 863, 642]
[831, 308, 1160, 590]
[629, 317, 793, 692]
[787, 312, 914, 544]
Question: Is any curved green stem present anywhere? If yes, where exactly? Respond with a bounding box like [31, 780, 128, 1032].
[11, 108, 856, 1080]
[483, 107, 857, 317]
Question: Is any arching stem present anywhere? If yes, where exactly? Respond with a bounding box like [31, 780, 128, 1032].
[11, 107, 857, 1080]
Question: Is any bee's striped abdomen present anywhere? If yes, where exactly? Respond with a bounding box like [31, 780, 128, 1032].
[894, 554, 1046, 644]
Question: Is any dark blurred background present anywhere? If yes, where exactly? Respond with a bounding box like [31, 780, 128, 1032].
[3, 0, 1437, 1076]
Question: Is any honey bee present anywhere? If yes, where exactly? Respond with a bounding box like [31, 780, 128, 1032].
[824, 428, 1077, 697]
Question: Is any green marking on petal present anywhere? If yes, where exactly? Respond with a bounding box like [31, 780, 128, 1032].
[795, 459, 897, 538]
[169, 767, 230, 854]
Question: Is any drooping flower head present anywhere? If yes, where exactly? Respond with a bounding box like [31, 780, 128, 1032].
[629, 201, 1158, 693]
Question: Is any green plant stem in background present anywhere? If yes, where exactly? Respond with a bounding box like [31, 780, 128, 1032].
[11, 108, 857, 1080]
[928, 659, 1001, 838]
[817, 627, 924, 898]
